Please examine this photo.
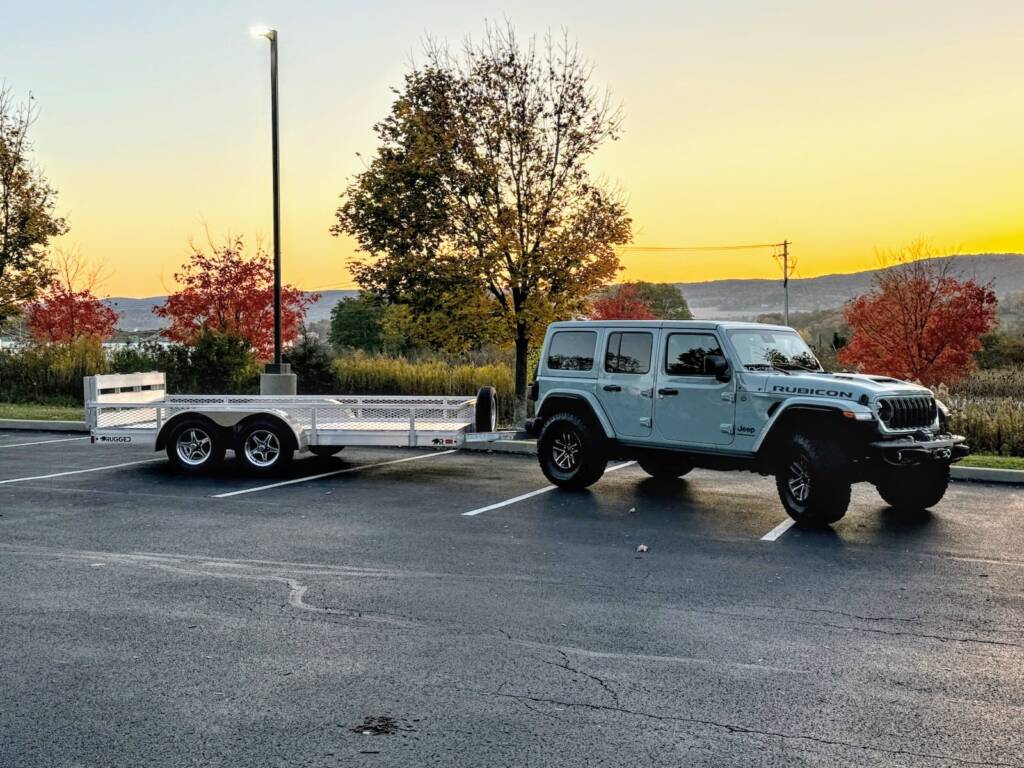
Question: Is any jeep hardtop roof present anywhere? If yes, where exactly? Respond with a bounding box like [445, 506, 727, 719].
[547, 319, 794, 333]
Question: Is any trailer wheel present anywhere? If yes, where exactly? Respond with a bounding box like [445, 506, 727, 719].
[166, 419, 225, 474]
[309, 446, 344, 458]
[237, 420, 294, 475]
[475, 386, 498, 432]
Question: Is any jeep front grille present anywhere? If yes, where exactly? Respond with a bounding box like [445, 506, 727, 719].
[877, 396, 937, 430]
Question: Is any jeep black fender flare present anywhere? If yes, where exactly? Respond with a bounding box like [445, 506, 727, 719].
[754, 402, 867, 468]
[534, 390, 615, 438]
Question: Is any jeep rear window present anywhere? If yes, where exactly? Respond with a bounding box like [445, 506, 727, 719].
[664, 333, 723, 376]
[605, 332, 652, 374]
[547, 331, 597, 371]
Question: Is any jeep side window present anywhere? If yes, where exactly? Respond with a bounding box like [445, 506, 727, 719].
[547, 331, 597, 371]
[605, 332, 652, 374]
[664, 333, 724, 376]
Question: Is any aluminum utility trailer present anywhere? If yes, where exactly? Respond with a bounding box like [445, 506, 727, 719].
[85, 372, 513, 474]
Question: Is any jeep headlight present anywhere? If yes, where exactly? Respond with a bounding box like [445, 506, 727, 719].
[935, 399, 950, 429]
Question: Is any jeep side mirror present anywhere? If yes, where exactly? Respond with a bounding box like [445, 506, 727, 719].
[705, 354, 731, 382]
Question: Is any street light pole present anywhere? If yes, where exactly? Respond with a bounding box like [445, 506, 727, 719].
[252, 25, 295, 394]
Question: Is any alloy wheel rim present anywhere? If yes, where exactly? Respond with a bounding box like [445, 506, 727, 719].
[551, 431, 581, 471]
[788, 456, 811, 503]
[244, 429, 281, 468]
[176, 428, 212, 466]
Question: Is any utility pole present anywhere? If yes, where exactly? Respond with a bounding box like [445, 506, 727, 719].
[782, 240, 790, 327]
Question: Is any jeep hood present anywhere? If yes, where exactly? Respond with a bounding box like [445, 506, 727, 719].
[748, 371, 933, 402]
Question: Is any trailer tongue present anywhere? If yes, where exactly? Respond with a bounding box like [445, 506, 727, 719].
[85, 372, 515, 474]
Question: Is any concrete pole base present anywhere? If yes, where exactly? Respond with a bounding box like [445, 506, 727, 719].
[260, 363, 297, 396]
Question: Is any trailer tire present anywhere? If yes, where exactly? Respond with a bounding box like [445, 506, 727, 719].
[475, 386, 498, 432]
[236, 419, 294, 475]
[165, 419, 225, 475]
[309, 446, 345, 458]
[538, 412, 607, 489]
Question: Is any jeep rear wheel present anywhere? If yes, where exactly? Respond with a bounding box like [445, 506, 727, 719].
[538, 412, 607, 489]
[876, 462, 949, 511]
[775, 433, 851, 525]
[638, 454, 693, 480]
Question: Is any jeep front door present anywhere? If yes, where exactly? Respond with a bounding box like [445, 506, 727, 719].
[596, 330, 654, 438]
[654, 332, 736, 447]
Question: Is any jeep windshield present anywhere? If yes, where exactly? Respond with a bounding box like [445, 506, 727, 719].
[727, 329, 823, 372]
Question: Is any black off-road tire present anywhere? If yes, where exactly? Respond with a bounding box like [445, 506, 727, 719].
[638, 453, 694, 480]
[876, 462, 950, 511]
[236, 419, 294, 476]
[165, 418, 226, 475]
[538, 412, 608, 489]
[474, 386, 498, 432]
[775, 432, 852, 525]
[309, 446, 345, 458]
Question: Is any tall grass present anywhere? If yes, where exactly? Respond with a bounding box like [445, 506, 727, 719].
[0, 339, 108, 405]
[935, 367, 1024, 456]
[333, 351, 516, 425]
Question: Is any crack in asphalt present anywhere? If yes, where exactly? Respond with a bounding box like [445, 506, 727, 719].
[451, 686, 1021, 767]
[540, 650, 621, 707]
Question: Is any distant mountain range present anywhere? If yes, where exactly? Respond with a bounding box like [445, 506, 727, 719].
[105, 253, 1023, 330]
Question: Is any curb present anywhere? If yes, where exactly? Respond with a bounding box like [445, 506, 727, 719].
[950, 466, 1024, 485]
[0, 418, 89, 433]
[464, 439, 1024, 485]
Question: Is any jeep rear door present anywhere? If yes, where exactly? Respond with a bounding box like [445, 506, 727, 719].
[596, 330, 655, 438]
[653, 331, 736, 447]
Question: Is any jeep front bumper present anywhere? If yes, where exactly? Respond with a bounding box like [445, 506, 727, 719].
[869, 434, 969, 465]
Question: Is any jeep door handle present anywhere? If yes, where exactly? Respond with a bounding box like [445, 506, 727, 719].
[657, 388, 679, 396]
[603, 384, 622, 392]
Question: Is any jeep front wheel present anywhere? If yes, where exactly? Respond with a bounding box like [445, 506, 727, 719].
[775, 433, 851, 525]
[538, 412, 607, 489]
[876, 462, 950, 511]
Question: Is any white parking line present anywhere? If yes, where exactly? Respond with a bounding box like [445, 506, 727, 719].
[0, 436, 89, 449]
[462, 461, 637, 516]
[761, 518, 796, 541]
[211, 450, 458, 498]
[0, 458, 163, 486]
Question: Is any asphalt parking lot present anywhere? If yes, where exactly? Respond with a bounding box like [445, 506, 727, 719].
[1, 429, 1022, 767]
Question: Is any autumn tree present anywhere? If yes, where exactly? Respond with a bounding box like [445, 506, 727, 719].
[25, 248, 119, 342]
[838, 244, 997, 385]
[635, 282, 692, 320]
[0, 86, 67, 326]
[155, 237, 317, 359]
[334, 24, 632, 420]
[591, 283, 656, 320]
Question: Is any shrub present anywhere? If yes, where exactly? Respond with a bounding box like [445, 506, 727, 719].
[111, 331, 259, 394]
[938, 366, 1024, 456]
[285, 332, 336, 394]
[0, 338, 108, 404]
[333, 351, 515, 424]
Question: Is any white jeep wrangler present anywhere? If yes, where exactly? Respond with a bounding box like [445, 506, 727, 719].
[526, 320, 968, 525]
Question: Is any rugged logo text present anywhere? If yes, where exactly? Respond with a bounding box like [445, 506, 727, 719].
[771, 385, 854, 399]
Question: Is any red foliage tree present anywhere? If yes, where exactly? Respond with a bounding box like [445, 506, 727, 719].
[24, 248, 119, 342]
[26, 283, 119, 342]
[838, 248, 997, 385]
[591, 283, 656, 320]
[155, 238, 317, 359]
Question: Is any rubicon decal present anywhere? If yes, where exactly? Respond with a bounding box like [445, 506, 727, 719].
[771, 385, 854, 399]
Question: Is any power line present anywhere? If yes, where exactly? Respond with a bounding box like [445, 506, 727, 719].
[620, 243, 780, 252]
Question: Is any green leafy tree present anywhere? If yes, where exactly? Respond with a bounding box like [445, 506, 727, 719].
[0, 87, 67, 326]
[633, 282, 692, 320]
[329, 293, 386, 352]
[333, 24, 632, 421]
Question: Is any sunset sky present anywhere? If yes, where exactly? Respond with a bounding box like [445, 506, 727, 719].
[4, 0, 1023, 297]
